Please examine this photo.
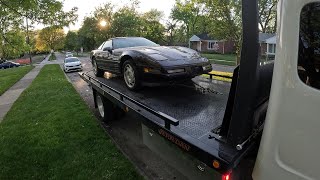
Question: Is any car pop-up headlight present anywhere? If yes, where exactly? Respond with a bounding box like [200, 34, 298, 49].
[167, 68, 185, 74]
[202, 57, 209, 62]
[148, 54, 168, 61]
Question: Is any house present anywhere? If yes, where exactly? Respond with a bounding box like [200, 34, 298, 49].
[259, 33, 276, 60]
[189, 33, 235, 54]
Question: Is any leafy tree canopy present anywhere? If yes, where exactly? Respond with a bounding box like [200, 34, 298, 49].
[36, 26, 65, 51]
[0, 0, 77, 58]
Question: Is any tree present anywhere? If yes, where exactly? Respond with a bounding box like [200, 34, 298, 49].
[110, 6, 142, 37]
[141, 9, 165, 43]
[64, 31, 80, 51]
[0, 30, 29, 59]
[36, 26, 65, 51]
[258, 0, 277, 33]
[0, 0, 78, 27]
[75, 1, 167, 50]
[78, 17, 99, 51]
[202, 0, 242, 63]
[0, 0, 78, 58]
[171, 0, 207, 43]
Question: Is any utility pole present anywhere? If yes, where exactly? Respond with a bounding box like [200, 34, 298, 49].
[26, 16, 32, 64]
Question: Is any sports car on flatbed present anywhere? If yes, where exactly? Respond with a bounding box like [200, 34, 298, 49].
[90, 37, 212, 90]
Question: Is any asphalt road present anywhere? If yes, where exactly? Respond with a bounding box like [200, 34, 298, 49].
[56, 53, 187, 180]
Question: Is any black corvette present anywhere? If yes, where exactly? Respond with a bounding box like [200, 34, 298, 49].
[90, 37, 212, 90]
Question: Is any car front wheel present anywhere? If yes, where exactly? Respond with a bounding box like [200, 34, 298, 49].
[123, 60, 141, 90]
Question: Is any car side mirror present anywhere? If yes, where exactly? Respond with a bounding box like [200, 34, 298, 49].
[103, 47, 112, 54]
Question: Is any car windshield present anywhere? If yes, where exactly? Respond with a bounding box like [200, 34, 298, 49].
[65, 58, 79, 63]
[113, 37, 159, 49]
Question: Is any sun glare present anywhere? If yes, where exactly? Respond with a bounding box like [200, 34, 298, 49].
[99, 20, 107, 27]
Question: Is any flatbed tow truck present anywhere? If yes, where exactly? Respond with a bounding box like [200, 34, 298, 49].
[79, 0, 320, 179]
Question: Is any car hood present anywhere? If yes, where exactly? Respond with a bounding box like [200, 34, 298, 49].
[124, 46, 208, 62]
[65, 62, 81, 66]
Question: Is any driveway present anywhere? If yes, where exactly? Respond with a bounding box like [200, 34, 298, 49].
[56, 52, 186, 180]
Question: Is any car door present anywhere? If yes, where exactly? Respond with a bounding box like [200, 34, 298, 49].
[95, 42, 105, 63]
[99, 40, 113, 72]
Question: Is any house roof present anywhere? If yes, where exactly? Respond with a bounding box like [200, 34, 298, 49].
[196, 33, 214, 40]
[265, 36, 276, 44]
[259, 33, 275, 42]
[190, 33, 215, 41]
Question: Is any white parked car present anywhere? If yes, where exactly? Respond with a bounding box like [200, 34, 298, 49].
[64, 57, 82, 72]
[65, 52, 73, 58]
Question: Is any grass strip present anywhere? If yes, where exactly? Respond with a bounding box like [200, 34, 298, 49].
[0, 66, 34, 95]
[0, 64, 142, 179]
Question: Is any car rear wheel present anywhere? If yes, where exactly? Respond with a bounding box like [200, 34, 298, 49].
[92, 59, 104, 77]
[123, 60, 141, 90]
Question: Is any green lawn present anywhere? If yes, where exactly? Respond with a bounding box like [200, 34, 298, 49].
[0, 65, 142, 179]
[0, 66, 34, 95]
[201, 53, 236, 66]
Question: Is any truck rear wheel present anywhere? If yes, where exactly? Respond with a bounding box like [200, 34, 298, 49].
[95, 92, 116, 122]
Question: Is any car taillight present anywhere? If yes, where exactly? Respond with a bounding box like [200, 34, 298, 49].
[222, 173, 231, 180]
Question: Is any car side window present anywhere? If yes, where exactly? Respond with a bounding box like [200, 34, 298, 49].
[102, 40, 112, 50]
[298, 3, 320, 89]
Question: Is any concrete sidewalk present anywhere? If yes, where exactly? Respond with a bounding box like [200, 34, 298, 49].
[0, 54, 51, 121]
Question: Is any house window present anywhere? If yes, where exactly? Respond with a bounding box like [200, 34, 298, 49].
[268, 44, 276, 54]
[208, 41, 218, 50]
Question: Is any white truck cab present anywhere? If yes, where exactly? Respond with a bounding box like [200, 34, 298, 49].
[253, 0, 320, 179]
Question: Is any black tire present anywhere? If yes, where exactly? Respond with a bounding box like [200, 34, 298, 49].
[92, 58, 104, 77]
[95, 92, 116, 122]
[122, 60, 141, 90]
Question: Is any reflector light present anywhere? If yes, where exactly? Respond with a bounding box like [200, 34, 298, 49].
[222, 174, 230, 180]
[212, 160, 220, 169]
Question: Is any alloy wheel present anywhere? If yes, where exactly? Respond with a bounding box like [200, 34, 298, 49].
[124, 64, 135, 88]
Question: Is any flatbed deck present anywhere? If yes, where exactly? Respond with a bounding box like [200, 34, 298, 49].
[80, 71, 255, 174]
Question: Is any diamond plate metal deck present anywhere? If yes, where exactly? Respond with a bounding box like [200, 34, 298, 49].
[88, 72, 230, 140]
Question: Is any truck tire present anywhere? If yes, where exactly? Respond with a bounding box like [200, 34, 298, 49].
[95, 92, 116, 122]
[92, 59, 104, 77]
[123, 60, 141, 90]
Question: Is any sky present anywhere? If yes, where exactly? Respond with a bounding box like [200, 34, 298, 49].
[62, 0, 175, 31]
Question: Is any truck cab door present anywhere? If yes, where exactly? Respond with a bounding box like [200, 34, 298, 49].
[253, 0, 320, 179]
